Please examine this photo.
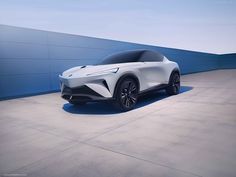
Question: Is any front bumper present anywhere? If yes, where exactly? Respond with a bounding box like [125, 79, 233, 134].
[61, 85, 112, 102]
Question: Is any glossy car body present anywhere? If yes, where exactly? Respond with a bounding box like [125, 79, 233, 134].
[59, 50, 180, 111]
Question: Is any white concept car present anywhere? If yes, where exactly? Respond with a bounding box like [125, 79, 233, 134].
[59, 50, 180, 111]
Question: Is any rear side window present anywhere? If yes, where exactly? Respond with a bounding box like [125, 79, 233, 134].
[139, 50, 164, 62]
[100, 50, 143, 64]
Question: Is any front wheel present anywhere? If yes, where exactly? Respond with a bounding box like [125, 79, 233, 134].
[166, 72, 180, 95]
[114, 78, 139, 112]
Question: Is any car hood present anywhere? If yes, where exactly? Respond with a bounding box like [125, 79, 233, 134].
[62, 63, 141, 77]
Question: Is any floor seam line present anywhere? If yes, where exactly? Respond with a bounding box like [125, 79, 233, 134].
[8, 142, 80, 175]
[84, 142, 203, 177]
[82, 106, 171, 143]
[178, 100, 236, 105]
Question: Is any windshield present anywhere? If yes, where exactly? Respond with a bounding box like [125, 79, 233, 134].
[100, 50, 144, 65]
[99, 50, 164, 65]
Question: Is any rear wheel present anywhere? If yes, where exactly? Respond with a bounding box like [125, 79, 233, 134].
[114, 78, 139, 111]
[166, 72, 180, 95]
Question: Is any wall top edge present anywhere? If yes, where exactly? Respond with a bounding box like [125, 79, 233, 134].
[0, 24, 221, 56]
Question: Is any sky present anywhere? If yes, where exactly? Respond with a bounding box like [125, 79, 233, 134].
[0, 0, 236, 54]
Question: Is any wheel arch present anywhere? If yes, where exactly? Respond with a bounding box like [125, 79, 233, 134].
[113, 73, 140, 98]
[171, 68, 180, 75]
[168, 68, 180, 82]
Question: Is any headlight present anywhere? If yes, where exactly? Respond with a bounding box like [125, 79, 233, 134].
[87, 68, 119, 76]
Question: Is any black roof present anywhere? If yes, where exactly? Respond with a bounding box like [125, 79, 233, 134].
[100, 49, 164, 64]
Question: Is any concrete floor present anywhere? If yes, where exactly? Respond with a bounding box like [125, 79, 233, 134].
[0, 69, 236, 177]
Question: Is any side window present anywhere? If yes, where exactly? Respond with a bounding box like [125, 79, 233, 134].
[139, 51, 164, 62]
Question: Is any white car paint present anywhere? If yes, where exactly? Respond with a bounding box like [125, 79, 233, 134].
[59, 56, 179, 98]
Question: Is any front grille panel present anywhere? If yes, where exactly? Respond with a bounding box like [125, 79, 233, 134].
[62, 85, 102, 97]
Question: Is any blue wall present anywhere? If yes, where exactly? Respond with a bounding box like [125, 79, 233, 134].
[0, 25, 235, 99]
[218, 54, 236, 69]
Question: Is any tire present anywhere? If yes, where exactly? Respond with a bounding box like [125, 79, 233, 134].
[114, 78, 139, 111]
[69, 100, 86, 106]
[166, 72, 180, 95]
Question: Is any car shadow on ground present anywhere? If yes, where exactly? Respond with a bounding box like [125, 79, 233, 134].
[62, 86, 193, 115]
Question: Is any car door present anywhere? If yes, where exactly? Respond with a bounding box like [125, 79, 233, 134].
[138, 51, 167, 90]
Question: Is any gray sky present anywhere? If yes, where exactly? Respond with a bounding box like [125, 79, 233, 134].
[0, 0, 236, 54]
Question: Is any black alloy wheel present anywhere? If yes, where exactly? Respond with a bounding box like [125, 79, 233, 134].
[115, 78, 138, 111]
[166, 72, 180, 95]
